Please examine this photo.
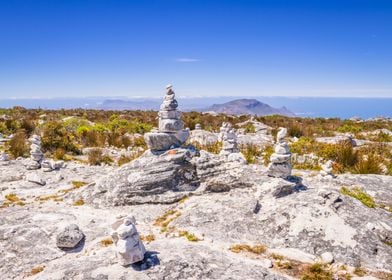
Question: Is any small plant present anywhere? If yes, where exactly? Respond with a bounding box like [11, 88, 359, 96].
[118, 155, 132, 166]
[340, 186, 376, 208]
[240, 144, 263, 164]
[154, 209, 181, 228]
[353, 266, 367, 277]
[179, 230, 201, 242]
[71, 181, 88, 188]
[244, 123, 256, 133]
[140, 234, 156, 243]
[100, 237, 113, 247]
[73, 199, 85, 206]
[7, 130, 28, 158]
[30, 265, 45, 275]
[229, 244, 266, 255]
[301, 263, 332, 280]
[87, 148, 104, 165]
[53, 148, 66, 160]
[270, 253, 284, 260]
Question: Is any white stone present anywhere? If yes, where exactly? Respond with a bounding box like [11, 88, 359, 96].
[320, 251, 334, 264]
[111, 216, 146, 266]
[276, 127, 287, 143]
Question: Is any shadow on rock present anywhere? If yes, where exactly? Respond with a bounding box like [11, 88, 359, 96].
[130, 251, 160, 271]
[272, 176, 307, 198]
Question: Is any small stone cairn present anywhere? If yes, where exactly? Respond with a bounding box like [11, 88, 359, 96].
[111, 216, 146, 266]
[27, 135, 44, 170]
[144, 85, 189, 151]
[219, 122, 239, 155]
[320, 160, 335, 178]
[218, 122, 246, 163]
[194, 123, 202, 130]
[267, 127, 292, 178]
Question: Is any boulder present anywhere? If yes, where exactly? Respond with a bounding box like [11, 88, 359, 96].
[56, 224, 84, 249]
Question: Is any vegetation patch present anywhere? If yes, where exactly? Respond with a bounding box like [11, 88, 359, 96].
[30, 265, 45, 275]
[140, 234, 156, 243]
[72, 199, 85, 206]
[229, 244, 266, 255]
[179, 230, 201, 242]
[100, 237, 113, 247]
[300, 263, 332, 280]
[340, 186, 376, 208]
[71, 181, 88, 188]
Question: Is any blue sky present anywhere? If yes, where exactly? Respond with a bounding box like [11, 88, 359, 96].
[0, 0, 391, 98]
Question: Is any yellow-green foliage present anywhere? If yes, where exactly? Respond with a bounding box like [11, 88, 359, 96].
[154, 209, 181, 228]
[263, 145, 274, 165]
[179, 230, 200, 242]
[240, 144, 263, 164]
[243, 123, 256, 133]
[340, 187, 376, 208]
[71, 181, 88, 188]
[191, 141, 222, 154]
[301, 263, 332, 280]
[229, 244, 266, 255]
[7, 130, 29, 158]
[353, 266, 367, 277]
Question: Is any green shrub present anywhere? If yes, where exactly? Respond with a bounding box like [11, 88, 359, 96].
[8, 130, 28, 158]
[340, 186, 376, 208]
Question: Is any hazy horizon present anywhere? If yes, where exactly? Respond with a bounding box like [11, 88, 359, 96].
[1, 0, 392, 99]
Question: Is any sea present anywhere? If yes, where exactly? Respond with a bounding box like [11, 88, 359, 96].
[0, 96, 391, 119]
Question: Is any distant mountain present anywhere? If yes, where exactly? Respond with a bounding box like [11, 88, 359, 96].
[203, 99, 295, 117]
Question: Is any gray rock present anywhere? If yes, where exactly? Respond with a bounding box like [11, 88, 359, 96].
[26, 173, 46, 185]
[56, 224, 84, 249]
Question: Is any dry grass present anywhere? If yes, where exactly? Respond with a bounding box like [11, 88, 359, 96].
[140, 234, 156, 243]
[71, 181, 88, 188]
[340, 186, 376, 208]
[72, 199, 85, 206]
[30, 265, 45, 275]
[300, 263, 332, 280]
[229, 244, 266, 255]
[100, 237, 113, 247]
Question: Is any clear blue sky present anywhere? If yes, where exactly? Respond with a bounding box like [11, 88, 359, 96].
[0, 0, 391, 98]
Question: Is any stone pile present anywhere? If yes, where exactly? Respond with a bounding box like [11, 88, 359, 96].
[0, 152, 8, 161]
[218, 122, 246, 164]
[27, 135, 44, 170]
[267, 127, 292, 179]
[219, 122, 239, 154]
[111, 216, 146, 266]
[194, 123, 202, 130]
[144, 85, 189, 151]
[320, 160, 335, 178]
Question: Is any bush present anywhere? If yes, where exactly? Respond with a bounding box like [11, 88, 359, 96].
[41, 121, 79, 154]
[8, 130, 28, 158]
[53, 148, 66, 160]
[353, 153, 383, 174]
[240, 144, 262, 164]
[87, 148, 104, 165]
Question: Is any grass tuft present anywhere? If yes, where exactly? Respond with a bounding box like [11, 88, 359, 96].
[340, 186, 376, 208]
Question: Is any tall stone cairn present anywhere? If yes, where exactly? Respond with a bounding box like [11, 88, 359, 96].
[144, 85, 189, 151]
[267, 127, 292, 178]
[27, 134, 44, 170]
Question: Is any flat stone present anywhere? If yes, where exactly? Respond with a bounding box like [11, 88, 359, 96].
[26, 173, 46, 185]
[159, 119, 184, 132]
[144, 130, 189, 151]
[267, 162, 292, 178]
[274, 143, 290, 154]
[158, 110, 181, 119]
[270, 153, 291, 163]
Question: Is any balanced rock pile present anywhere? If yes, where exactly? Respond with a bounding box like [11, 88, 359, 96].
[219, 122, 246, 164]
[267, 127, 292, 179]
[144, 85, 189, 151]
[27, 135, 44, 170]
[320, 160, 335, 178]
[111, 216, 146, 266]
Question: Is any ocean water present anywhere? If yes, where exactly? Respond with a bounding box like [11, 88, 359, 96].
[0, 96, 391, 119]
[249, 97, 392, 119]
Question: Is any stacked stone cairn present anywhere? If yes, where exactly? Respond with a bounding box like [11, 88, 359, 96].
[219, 122, 246, 163]
[219, 122, 239, 155]
[267, 127, 292, 178]
[111, 216, 146, 266]
[144, 85, 189, 151]
[320, 160, 335, 178]
[194, 123, 202, 130]
[27, 134, 44, 170]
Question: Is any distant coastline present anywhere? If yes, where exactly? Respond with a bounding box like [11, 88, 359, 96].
[1, 96, 391, 119]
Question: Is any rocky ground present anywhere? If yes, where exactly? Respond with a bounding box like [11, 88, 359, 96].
[1, 151, 392, 280]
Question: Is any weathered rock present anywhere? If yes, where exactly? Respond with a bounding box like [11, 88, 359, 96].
[56, 224, 84, 249]
[111, 216, 146, 266]
[320, 251, 334, 264]
[26, 173, 46, 185]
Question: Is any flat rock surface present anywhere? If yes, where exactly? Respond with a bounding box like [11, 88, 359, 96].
[0, 157, 391, 279]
